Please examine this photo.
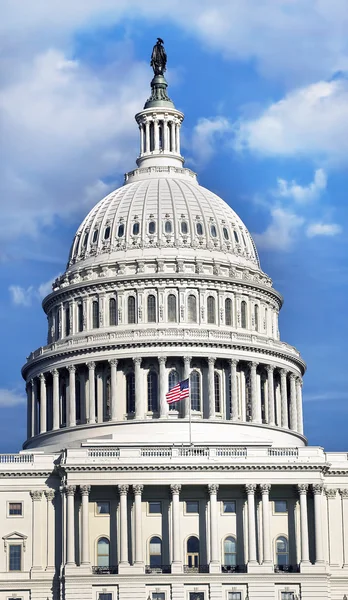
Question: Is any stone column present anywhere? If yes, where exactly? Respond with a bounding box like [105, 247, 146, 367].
[176, 122, 181, 154]
[145, 120, 150, 152]
[139, 124, 144, 154]
[325, 488, 338, 567]
[44, 490, 55, 571]
[30, 490, 43, 570]
[159, 356, 168, 418]
[297, 484, 310, 565]
[339, 489, 348, 567]
[260, 484, 272, 565]
[266, 365, 275, 426]
[38, 373, 47, 434]
[51, 369, 60, 430]
[208, 484, 220, 572]
[118, 485, 129, 565]
[30, 378, 36, 436]
[68, 365, 76, 428]
[296, 377, 304, 435]
[230, 359, 238, 421]
[280, 369, 288, 428]
[171, 484, 182, 573]
[154, 119, 159, 151]
[65, 485, 76, 565]
[289, 373, 298, 431]
[109, 359, 118, 422]
[246, 484, 257, 565]
[183, 356, 191, 418]
[208, 357, 216, 419]
[134, 357, 143, 419]
[313, 484, 325, 565]
[87, 362, 96, 424]
[26, 382, 31, 440]
[133, 485, 144, 568]
[249, 362, 261, 424]
[163, 119, 168, 151]
[80, 485, 91, 565]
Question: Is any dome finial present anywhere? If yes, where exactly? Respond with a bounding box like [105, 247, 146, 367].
[144, 38, 174, 109]
[150, 38, 167, 75]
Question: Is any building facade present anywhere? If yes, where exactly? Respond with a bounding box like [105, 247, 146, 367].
[0, 45, 347, 600]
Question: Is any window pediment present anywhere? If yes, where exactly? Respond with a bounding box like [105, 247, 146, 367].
[3, 531, 27, 551]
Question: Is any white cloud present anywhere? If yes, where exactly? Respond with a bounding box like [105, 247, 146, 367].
[306, 222, 342, 238]
[276, 169, 327, 203]
[9, 274, 59, 306]
[235, 79, 348, 162]
[253, 208, 304, 251]
[190, 117, 232, 164]
[0, 388, 26, 407]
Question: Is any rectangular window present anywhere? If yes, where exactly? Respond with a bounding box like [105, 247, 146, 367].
[186, 500, 199, 514]
[274, 500, 288, 513]
[223, 500, 236, 514]
[99, 594, 112, 600]
[152, 593, 165, 600]
[189, 594, 204, 600]
[281, 594, 294, 600]
[148, 501, 162, 514]
[228, 594, 242, 600]
[96, 501, 110, 515]
[9, 545, 21, 571]
[8, 502, 23, 516]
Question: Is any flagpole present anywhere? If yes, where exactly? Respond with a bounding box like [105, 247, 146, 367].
[188, 381, 192, 446]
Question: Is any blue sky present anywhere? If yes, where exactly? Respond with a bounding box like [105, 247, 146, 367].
[1, 1, 348, 452]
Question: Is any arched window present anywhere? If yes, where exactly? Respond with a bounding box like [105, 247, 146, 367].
[149, 122, 155, 151]
[190, 371, 201, 411]
[188, 295, 197, 323]
[168, 369, 179, 411]
[104, 226, 110, 240]
[117, 223, 124, 238]
[241, 301, 247, 328]
[254, 304, 259, 331]
[126, 372, 135, 414]
[196, 222, 203, 235]
[83, 232, 89, 248]
[109, 298, 117, 326]
[149, 536, 162, 568]
[75, 379, 81, 422]
[276, 536, 289, 566]
[148, 221, 156, 234]
[147, 294, 156, 323]
[225, 298, 232, 326]
[233, 230, 239, 243]
[167, 294, 177, 322]
[65, 305, 70, 337]
[210, 224, 217, 238]
[128, 296, 136, 324]
[97, 537, 110, 567]
[224, 536, 237, 566]
[223, 227, 229, 240]
[214, 372, 221, 413]
[207, 296, 216, 324]
[147, 371, 158, 412]
[186, 536, 199, 569]
[159, 125, 163, 149]
[165, 220, 172, 234]
[181, 221, 188, 234]
[92, 300, 99, 329]
[77, 304, 83, 332]
[92, 229, 98, 243]
[132, 222, 140, 235]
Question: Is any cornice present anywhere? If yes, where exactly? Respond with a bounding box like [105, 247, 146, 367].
[60, 463, 327, 474]
[0, 471, 53, 478]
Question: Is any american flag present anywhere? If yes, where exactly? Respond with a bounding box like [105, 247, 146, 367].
[166, 378, 190, 404]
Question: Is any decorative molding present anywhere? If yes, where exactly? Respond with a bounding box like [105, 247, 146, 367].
[133, 484, 144, 495]
[86, 361, 96, 370]
[339, 488, 348, 498]
[325, 488, 337, 499]
[108, 359, 118, 368]
[170, 483, 181, 495]
[118, 484, 129, 495]
[65, 485, 76, 497]
[208, 483, 219, 495]
[44, 489, 55, 502]
[260, 483, 271, 494]
[30, 490, 43, 501]
[297, 483, 309, 495]
[313, 483, 324, 495]
[245, 483, 257, 494]
[80, 485, 91, 496]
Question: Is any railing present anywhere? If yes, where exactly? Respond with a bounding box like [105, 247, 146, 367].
[221, 564, 247, 573]
[87, 448, 120, 458]
[184, 564, 209, 573]
[216, 447, 247, 457]
[274, 564, 299, 573]
[179, 447, 209, 457]
[268, 448, 299, 457]
[0, 454, 34, 463]
[92, 566, 118, 575]
[141, 448, 172, 458]
[145, 564, 171, 574]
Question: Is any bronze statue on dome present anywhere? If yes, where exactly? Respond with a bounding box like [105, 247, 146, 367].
[150, 38, 167, 75]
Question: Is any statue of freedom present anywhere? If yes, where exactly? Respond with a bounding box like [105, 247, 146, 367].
[150, 38, 167, 75]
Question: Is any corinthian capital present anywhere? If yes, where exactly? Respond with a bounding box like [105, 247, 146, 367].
[44, 489, 55, 502]
[87, 361, 96, 370]
[65, 485, 76, 497]
[265, 364, 275, 374]
[297, 483, 309, 495]
[325, 488, 337, 499]
[133, 357, 142, 367]
[208, 483, 219, 495]
[312, 483, 323, 495]
[108, 358, 118, 368]
[170, 484, 181, 495]
[67, 365, 76, 373]
[118, 484, 129, 496]
[260, 483, 271, 494]
[30, 490, 43, 501]
[229, 358, 238, 368]
[245, 484, 257, 495]
[80, 485, 91, 497]
[133, 484, 144, 495]
[339, 488, 348, 498]
[207, 356, 216, 366]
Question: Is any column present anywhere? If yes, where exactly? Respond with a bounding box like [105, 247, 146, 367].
[134, 357, 143, 419]
[326, 488, 338, 566]
[246, 484, 257, 565]
[109, 359, 118, 422]
[171, 484, 182, 572]
[52, 369, 60, 430]
[208, 484, 220, 572]
[133, 485, 144, 567]
[313, 484, 324, 564]
[145, 120, 150, 152]
[30, 378, 36, 436]
[266, 365, 275, 426]
[297, 484, 310, 565]
[68, 365, 76, 428]
[183, 356, 191, 418]
[208, 357, 216, 420]
[260, 484, 272, 565]
[80, 485, 91, 565]
[280, 369, 288, 428]
[296, 377, 304, 435]
[118, 485, 129, 565]
[159, 356, 168, 418]
[249, 362, 261, 424]
[26, 382, 32, 439]
[176, 122, 181, 154]
[87, 362, 96, 424]
[339, 489, 348, 567]
[154, 119, 159, 151]
[163, 119, 168, 151]
[65, 485, 76, 565]
[30, 490, 43, 570]
[289, 373, 298, 431]
[230, 359, 238, 421]
[39, 373, 47, 434]
[139, 124, 144, 154]
[44, 490, 55, 571]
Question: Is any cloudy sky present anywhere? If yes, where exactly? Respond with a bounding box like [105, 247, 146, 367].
[1, 0, 348, 452]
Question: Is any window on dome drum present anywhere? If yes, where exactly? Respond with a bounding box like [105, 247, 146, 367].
[210, 224, 217, 237]
[223, 500, 236, 514]
[55, 310, 60, 341]
[8, 502, 22, 516]
[241, 300, 247, 328]
[167, 294, 177, 322]
[276, 536, 289, 566]
[147, 294, 156, 322]
[188, 295, 197, 323]
[225, 298, 232, 326]
[152, 594, 165, 600]
[274, 500, 288, 513]
[92, 300, 99, 329]
[117, 223, 124, 237]
[149, 501, 162, 514]
[83, 232, 89, 247]
[92, 229, 98, 243]
[127, 296, 136, 324]
[214, 372, 221, 413]
[158, 124, 163, 149]
[233, 230, 239, 243]
[65, 305, 70, 336]
[97, 537, 110, 567]
[189, 594, 204, 600]
[132, 222, 140, 235]
[148, 221, 156, 234]
[223, 227, 229, 240]
[77, 303, 83, 332]
[254, 304, 259, 331]
[181, 220, 188, 234]
[224, 536, 237, 566]
[75, 379, 81, 422]
[147, 371, 158, 412]
[165, 220, 172, 234]
[104, 226, 110, 240]
[109, 298, 117, 326]
[241, 233, 247, 247]
[196, 222, 203, 236]
[207, 296, 216, 324]
[149, 536, 162, 567]
[281, 593, 295, 600]
[126, 372, 135, 413]
[150, 122, 155, 151]
[228, 594, 241, 600]
[186, 536, 200, 568]
[96, 501, 110, 515]
[9, 545, 21, 571]
[186, 500, 199, 513]
[190, 371, 201, 411]
[168, 369, 179, 411]
[99, 595, 112, 600]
